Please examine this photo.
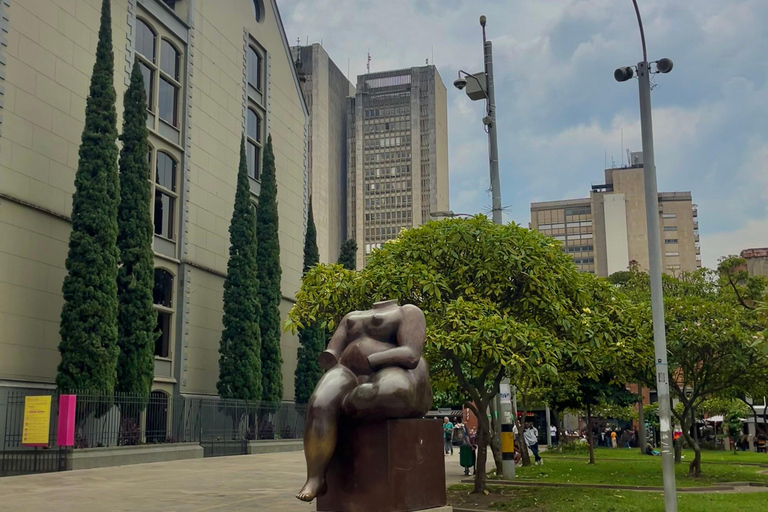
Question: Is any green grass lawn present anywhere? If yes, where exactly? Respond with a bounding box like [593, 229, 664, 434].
[546, 446, 768, 464]
[448, 485, 768, 512]
[509, 456, 768, 487]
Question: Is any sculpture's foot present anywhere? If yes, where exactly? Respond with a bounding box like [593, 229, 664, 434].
[295, 477, 327, 502]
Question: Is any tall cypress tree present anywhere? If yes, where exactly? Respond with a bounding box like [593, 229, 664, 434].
[116, 61, 156, 400]
[57, 0, 120, 393]
[218, 138, 262, 400]
[294, 198, 323, 404]
[337, 239, 357, 270]
[256, 135, 283, 403]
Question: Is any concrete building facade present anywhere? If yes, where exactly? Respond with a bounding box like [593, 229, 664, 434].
[292, 43, 354, 264]
[740, 248, 768, 278]
[347, 65, 449, 268]
[0, 0, 308, 401]
[531, 153, 701, 277]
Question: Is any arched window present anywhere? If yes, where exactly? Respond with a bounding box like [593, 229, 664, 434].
[248, 46, 262, 90]
[153, 269, 174, 358]
[247, 108, 262, 180]
[160, 40, 180, 80]
[136, 19, 156, 62]
[252, 0, 263, 22]
[153, 152, 177, 240]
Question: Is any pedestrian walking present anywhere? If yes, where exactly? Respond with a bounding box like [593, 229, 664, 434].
[443, 417, 454, 455]
[524, 423, 543, 465]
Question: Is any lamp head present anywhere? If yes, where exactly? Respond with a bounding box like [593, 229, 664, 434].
[479, 15, 487, 27]
[656, 58, 674, 73]
[614, 66, 634, 82]
[453, 77, 468, 90]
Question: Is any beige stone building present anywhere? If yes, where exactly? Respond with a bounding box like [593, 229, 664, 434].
[347, 66, 449, 268]
[292, 43, 354, 264]
[0, 0, 308, 401]
[530, 153, 701, 276]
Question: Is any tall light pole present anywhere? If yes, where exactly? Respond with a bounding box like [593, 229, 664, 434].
[452, 14, 508, 478]
[615, 1, 677, 510]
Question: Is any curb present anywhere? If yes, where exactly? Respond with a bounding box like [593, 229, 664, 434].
[459, 479, 768, 492]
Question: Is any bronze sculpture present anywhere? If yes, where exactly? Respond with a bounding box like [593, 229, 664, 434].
[296, 300, 433, 502]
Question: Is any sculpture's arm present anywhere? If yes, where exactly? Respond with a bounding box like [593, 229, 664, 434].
[319, 314, 350, 370]
[368, 305, 425, 371]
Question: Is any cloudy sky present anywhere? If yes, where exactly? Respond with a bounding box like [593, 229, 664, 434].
[279, 0, 767, 269]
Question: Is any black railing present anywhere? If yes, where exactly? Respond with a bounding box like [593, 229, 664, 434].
[1, 390, 307, 475]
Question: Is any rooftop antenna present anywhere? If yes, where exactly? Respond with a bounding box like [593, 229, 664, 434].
[605, 150, 607, 170]
[426, 58, 429, 65]
[626, 148, 632, 167]
[621, 128, 624, 166]
[296, 37, 300, 47]
[366, 51, 371, 74]
[431, 45, 434, 66]
[347, 58, 350, 80]
[306, 36, 308, 45]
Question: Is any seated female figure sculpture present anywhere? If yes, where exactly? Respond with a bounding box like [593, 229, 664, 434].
[296, 300, 433, 502]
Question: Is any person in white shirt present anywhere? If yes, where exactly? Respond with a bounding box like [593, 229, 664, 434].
[550, 425, 557, 446]
[524, 423, 543, 465]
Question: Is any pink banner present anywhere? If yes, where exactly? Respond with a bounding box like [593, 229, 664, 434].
[56, 394, 76, 447]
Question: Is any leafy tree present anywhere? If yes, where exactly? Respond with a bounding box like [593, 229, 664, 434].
[337, 239, 357, 270]
[116, 60, 156, 400]
[57, 0, 120, 393]
[256, 135, 283, 404]
[288, 216, 643, 493]
[294, 198, 324, 404]
[618, 268, 768, 476]
[218, 138, 262, 401]
[545, 374, 638, 464]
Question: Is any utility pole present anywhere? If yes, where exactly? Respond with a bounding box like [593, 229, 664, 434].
[614, 1, 677, 510]
[480, 16, 502, 225]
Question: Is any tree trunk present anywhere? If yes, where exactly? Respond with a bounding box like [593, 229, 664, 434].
[674, 436, 682, 463]
[519, 405, 532, 467]
[680, 413, 701, 477]
[472, 401, 490, 494]
[637, 384, 647, 455]
[586, 404, 595, 464]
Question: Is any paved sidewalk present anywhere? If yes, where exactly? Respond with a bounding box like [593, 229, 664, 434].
[0, 450, 488, 512]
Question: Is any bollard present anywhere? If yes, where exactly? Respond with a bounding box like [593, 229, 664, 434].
[501, 423, 515, 478]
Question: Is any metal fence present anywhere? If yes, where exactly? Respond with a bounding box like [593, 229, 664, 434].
[1, 390, 67, 477]
[1, 390, 307, 475]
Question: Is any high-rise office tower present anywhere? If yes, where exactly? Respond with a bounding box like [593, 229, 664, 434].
[347, 65, 449, 268]
[293, 44, 355, 264]
[530, 152, 701, 276]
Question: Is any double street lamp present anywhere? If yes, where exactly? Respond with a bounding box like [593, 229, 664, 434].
[614, 1, 677, 510]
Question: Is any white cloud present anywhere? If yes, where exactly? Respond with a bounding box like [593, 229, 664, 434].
[279, 0, 768, 266]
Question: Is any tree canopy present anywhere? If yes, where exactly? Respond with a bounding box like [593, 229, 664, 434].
[57, 0, 120, 393]
[613, 267, 768, 476]
[289, 216, 644, 492]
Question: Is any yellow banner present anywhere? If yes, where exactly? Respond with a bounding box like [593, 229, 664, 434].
[22, 395, 51, 446]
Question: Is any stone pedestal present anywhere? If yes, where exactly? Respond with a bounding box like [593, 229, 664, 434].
[317, 418, 447, 512]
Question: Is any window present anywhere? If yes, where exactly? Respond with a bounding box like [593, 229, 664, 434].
[248, 46, 263, 90]
[161, 0, 177, 9]
[665, 251, 679, 257]
[136, 20, 156, 63]
[252, 0, 263, 21]
[247, 108, 262, 179]
[665, 239, 678, 244]
[663, 226, 677, 231]
[153, 269, 174, 358]
[662, 213, 677, 218]
[154, 152, 177, 240]
[135, 18, 183, 131]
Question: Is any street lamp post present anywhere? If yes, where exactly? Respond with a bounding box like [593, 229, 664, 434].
[615, 1, 677, 510]
[452, 15, 509, 478]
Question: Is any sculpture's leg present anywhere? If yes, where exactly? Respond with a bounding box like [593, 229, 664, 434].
[296, 365, 357, 502]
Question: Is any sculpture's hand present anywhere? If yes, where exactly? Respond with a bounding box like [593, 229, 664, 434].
[318, 350, 338, 370]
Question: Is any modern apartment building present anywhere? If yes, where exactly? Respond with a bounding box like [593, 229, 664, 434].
[346, 65, 449, 268]
[0, 0, 308, 400]
[292, 43, 355, 264]
[530, 153, 701, 276]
